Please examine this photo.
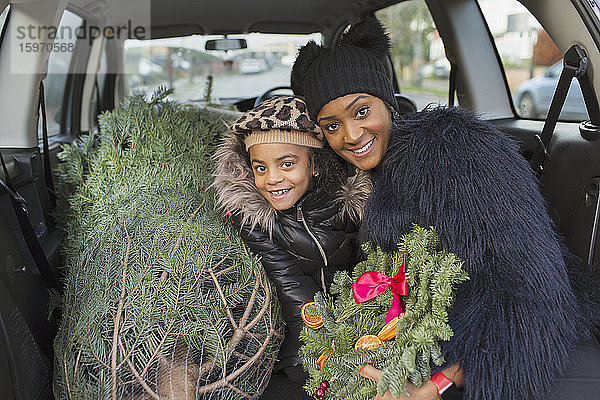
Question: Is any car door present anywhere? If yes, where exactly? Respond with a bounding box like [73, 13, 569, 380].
[0, 2, 85, 398]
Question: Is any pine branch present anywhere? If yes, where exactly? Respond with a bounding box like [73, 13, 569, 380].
[112, 229, 131, 400]
[225, 382, 252, 399]
[118, 337, 160, 400]
[208, 266, 238, 330]
[62, 354, 73, 400]
[196, 317, 277, 395]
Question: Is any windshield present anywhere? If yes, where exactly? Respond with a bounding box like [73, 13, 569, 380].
[124, 33, 322, 104]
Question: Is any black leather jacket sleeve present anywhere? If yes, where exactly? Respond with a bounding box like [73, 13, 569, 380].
[233, 215, 319, 365]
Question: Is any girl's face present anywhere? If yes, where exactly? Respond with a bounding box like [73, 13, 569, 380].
[249, 143, 314, 211]
[316, 93, 392, 171]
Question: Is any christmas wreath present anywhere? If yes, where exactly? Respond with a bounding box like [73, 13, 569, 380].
[300, 225, 469, 399]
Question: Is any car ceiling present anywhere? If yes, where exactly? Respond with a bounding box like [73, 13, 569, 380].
[68, 0, 402, 39]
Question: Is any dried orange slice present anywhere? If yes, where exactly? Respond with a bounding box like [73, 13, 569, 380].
[354, 334, 383, 350]
[301, 302, 323, 329]
[376, 317, 399, 341]
[316, 349, 332, 370]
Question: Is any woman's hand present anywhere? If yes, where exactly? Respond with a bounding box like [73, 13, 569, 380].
[359, 365, 442, 400]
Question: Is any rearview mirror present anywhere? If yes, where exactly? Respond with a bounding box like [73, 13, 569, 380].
[205, 38, 247, 51]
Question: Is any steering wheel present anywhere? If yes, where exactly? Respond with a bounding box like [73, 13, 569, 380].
[254, 86, 294, 107]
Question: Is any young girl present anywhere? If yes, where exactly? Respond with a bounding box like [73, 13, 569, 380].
[213, 96, 371, 387]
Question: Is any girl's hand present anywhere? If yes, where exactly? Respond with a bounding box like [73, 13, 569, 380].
[359, 365, 442, 400]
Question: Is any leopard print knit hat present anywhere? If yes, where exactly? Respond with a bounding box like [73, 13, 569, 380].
[232, 96, 324, 151]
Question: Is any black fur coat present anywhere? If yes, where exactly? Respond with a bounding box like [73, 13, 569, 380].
[363, 106, 599, 400]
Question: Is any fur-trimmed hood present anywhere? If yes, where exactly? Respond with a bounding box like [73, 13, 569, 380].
[213, 129, 372, 232]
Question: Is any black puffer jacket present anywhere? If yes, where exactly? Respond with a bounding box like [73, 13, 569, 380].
[213, 130, 371, 375]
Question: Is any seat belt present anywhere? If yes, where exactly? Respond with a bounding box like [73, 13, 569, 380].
[39, 81, 56, 209]
[531, 45, 599, 174]
[0, 152, 60, 290]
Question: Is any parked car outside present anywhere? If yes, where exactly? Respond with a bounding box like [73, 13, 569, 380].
[433, 57, 451, 79]
[239, 58, 268, 74]
[515, 61, 589, 121]
[418, 57, 450, 79]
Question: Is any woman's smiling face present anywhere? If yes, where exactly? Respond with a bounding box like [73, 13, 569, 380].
[249, 143, 314, 211]
[317, 93, 392, 171]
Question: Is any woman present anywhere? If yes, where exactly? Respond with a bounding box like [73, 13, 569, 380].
[291, 19, 600, 400]
[213, 96, 371, 392]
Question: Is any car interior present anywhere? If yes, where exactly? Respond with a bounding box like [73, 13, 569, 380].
[0, 0, 599, 398]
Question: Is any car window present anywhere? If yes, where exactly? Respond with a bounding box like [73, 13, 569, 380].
[479, 0, 589, 122]
[124, 33, 322, 104]
[376, 0, 450, 110]
[39, 10, 83, 139]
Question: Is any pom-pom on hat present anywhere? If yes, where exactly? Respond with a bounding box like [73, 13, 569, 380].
[232, 96, 324, 151]
[291, 18, 397, 121]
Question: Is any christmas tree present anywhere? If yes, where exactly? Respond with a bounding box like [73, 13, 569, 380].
[53, 88, 284, 399]
[300, 225, 468, 400]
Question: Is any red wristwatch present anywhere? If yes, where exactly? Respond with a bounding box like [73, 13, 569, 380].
[430, 372, 453, 395]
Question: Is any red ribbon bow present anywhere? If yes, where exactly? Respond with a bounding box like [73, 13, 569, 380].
[352, 254, 408, 323]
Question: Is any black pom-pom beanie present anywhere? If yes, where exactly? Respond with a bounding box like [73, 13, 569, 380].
[292, 19, 397, 121]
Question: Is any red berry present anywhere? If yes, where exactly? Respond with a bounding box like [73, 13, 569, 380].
[315, 388, 325, 398]
[320, 380, 329, 389]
